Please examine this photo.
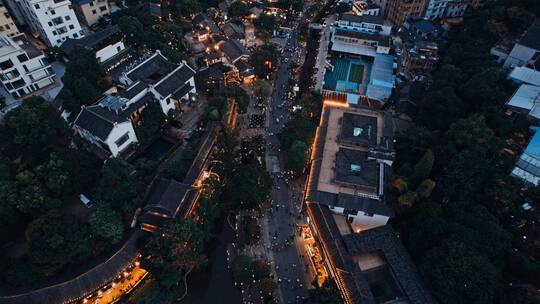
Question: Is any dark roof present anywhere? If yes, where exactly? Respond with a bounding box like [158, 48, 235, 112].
[335, 148, 378, 190]
[154, 64, 195, 97]
[340, 13, 384, 25]
[234, 60, 254, 77]
[118, 81, 147, 100]
[411, 19, 437, 34]
[61, 25, 121, 56]
[342, 225, 437, 304]
[306, 203, 375, 304]
[192, 13, 220, 33]
[334, 29, 390, 47]
[126, 53, 177, 84]
[172, 83, 194, 100]
[519, 22, 540, 50]
[146, 178, 190, 217]
[121, 93, 153, 117]
[219, 39, 248, 62]
[311, 191, 394, 217]
[340, 112, 378, 146]
[73, 105, 128, 141]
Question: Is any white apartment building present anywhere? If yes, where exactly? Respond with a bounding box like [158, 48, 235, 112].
[0, 33, 54, 98]
[0, 1, 21, 37]
[15, 0, 84, 47]
[71, 0, 110, 26]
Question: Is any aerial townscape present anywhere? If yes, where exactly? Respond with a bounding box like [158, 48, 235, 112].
[0, 0, 540, 303]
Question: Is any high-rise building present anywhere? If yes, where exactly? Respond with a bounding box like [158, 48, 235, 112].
[0, 33, 55, 98]
[0, 1, 20, 37]
[387, 0, 427, 26]
[8, 0, 84, 47]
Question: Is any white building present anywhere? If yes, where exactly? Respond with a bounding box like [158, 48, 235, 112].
[60, 25, 125, 64]
[336, 13, 392, 36]
[0, 33, 54, 98]
[503, 22, 540, 70]
[15, 0, 84, 47]
[71, 0, 110, 26]
[0, 2, 21, 37]
[119, 51, 197, 116]
[424, 0, 448, 20]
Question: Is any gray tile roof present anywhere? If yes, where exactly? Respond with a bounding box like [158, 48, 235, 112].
[61, 25, 122, 57]
[220, 39, 248, 63]
[342, 225, 438, 304]
[126, 53, 177, 84]
[146, 178, 190, 217]
[73, 105, 128, 141]
[340, 13, 384, 25]
[335, 148, 378, 189]
[154, 64, 195, 97]
[118, 81, 147, 100]
[172, 83, 194, 100]
[519, 22, 540, 51]
[340, 112, 378, 146]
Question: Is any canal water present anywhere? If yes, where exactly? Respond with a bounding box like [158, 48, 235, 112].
[180, 220, 241, 304]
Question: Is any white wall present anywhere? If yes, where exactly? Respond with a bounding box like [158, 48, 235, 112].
[105, 121, 138, 157]
[504, 44, 539, 69]
[96, 41, 125, 63]
[349, 212, 389, 232]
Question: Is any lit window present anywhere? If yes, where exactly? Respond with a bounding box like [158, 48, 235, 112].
[353, 127, 363, 136]
[351, 164, 361, 174]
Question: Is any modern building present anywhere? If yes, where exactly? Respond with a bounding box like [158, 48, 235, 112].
[511, 128, 540, 186]
[402, 18, 440, 41]
[0, 33, 55, 98]
[0, 1, 21, 37]
[13, 0, 84, 47]
[508, 66, 540, 86]
[60, 25, 126, 64]
[305, 103, 395, 232]
[336, 13, 392, 36]
[504, 84, 540, 121]
[445, 0, 468, 18]
[387, 0, 427, 27]
[400, 40, 439, 74]
[424, 0, 448, 20]
[71, 0, 110, 26]
[503, 22, 540, 70]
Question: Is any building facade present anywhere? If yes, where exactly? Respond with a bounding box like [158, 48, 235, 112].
[0, 1, 20, 37]
[15, 0, 84, 47]
[387, 0, 427, 26]
[424, 0, 448, 19]
[0, 34, 54, 98]
[71, 0, 110, 26]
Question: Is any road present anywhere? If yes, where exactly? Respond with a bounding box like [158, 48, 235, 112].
[263, 16, 310, 304]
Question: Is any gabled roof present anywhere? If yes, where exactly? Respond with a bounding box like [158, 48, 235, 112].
[518, 22, 540, 51]
[125, 52, 177, 84]
[172, 83, 194, 100]
[154, 64, 195, 97]
[146, 178, 190, 217]
[118, 81, 147, 100]
[219, 39, 248, 62]
[73, 105, 128, 141]
[61, 25, 121, 57]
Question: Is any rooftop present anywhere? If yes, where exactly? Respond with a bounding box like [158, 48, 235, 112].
[518, 22, 540, 51]
[340, 13, 385, 26]
[61, 25, 122, 57]
[73, 104, 129, 141]
[219, 39, 248, 62]
[154, 64, 196, 97]
[125, 52, 177, 84]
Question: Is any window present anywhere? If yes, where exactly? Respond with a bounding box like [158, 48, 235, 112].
[92, 9, 96, 14]
[69, 24, 74, 29]
[48, 21, 52, 26]
[65, 15, 71, 21]
[50, 9, 55, 15]
[52, 30, 57, 35]
[99, 6, 107, 11]
[22, 64, 28, 72]
[115, 132, 130, 147]
[89, 1, 94, 5]
[73, 33, 78, 38]
[353, 127, 363, 137]
[34, 4, 40, 9]
[57, 39, 61, 44]
[0, 59, 13, 70]
[0, 25, 3, 31]
[350, 164, 361, 174]
[5, 24, 9, 30]
[116, 46, 122, 52]
[17, 54, 29, 63]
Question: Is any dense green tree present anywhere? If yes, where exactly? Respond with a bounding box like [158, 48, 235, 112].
[225, 164, 272, 210]
[225, 85, 250, 113]
[254, 14, 277, 37]
[26, 212, 92, 276]
[88, 201, 124, 244]
[14, 170, 60, 214]
[170, 0, 201, 17]
[421, 239, 500, 304]
[286, 140, 308, 174]
[0, 97, 69, 158]
[304, 279, 342, 304]
[279, 115, 316, 149]
[252, 79, 271, 105]
[34, 152, 74, 196]
[135, 102, 164, 145]
[232, 255, 253, 285]
[228, 1, 249, 17]
[334, 2, 351, 13]
[251, 44, 278, 78]
[410, 149, 434, 186]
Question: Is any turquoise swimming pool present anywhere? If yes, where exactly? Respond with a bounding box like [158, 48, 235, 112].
[324, 56, 372, 94]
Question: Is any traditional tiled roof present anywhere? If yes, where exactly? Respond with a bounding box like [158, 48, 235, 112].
[154, 64, 195, 97]
[340, 13, 384, 25]
[61, 25, 121, 57]
[73, 105, 128, 141]
[125, 53, 177, 84]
